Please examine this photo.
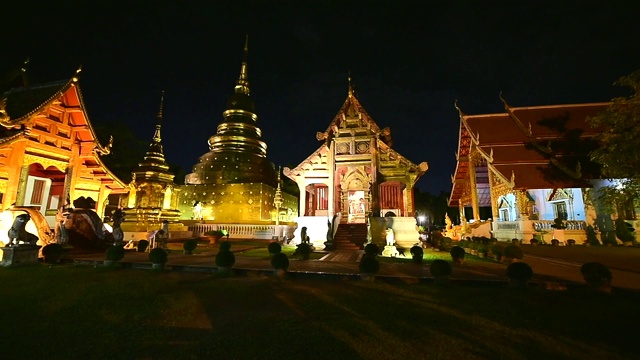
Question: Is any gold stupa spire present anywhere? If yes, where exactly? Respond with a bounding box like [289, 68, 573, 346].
[153, 91, 164, 143]
[234, 35, 250, 95]
[348, 72, 354, 98]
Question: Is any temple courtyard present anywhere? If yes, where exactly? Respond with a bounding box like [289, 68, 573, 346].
[1, 243, 637, 360]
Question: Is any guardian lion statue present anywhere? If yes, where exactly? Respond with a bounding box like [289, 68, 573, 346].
[7, 213, 39, 247]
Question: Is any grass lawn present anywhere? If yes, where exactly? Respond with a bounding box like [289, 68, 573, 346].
[1, 264, 637, 360]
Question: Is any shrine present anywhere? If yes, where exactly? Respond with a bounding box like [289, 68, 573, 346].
[284, 79, 428, 249]
[119, 92, 189, 239]
[449, 95, 631, 244]
[177, 38, 298, 239]
[0, 63, 127, 247]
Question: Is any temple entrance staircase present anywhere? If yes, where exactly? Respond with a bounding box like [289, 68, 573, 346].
[333, 223, 367, 250]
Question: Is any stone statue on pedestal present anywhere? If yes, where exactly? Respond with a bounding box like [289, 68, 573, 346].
[7, 213, 38, 247]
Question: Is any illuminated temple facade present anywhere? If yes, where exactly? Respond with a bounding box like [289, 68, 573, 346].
[0, 65, 127, 244]
[178, 39, 298, 225]
[284, 81, 428, 249]
[448, 95, 633, 244]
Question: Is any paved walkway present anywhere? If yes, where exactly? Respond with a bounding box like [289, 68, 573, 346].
[66, 245, 640, 290]
[68, 245, 640, 291]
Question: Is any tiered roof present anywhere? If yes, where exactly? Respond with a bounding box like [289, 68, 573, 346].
[449, 97, 609, 207]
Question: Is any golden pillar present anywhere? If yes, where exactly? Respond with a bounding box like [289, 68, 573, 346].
[15, 165, 29, 206]
[468, 154, 480, 221]
[459, 201, 467, 232]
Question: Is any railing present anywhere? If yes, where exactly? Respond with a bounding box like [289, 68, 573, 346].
[189, 223, 277, 239]
[532, 220, 586, 231]
[495, 221, 520, 230]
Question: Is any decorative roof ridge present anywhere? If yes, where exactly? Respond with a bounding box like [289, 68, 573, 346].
[377, 139, 419, 167]
[5, 66, 83, 126]
[284, 144, 328, 176]
[322, 78, 381, 137]
[499, 91, 532, 137]
[510, 102, 611, 110]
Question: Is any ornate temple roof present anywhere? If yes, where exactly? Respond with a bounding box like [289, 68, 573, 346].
[449, 97, 609, 207]
[0, 65, 126, 191]
[287, 78, 427, 182]
[317, 78, 386, 146]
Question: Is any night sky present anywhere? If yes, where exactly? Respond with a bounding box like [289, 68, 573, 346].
[3, 1, 640, 194]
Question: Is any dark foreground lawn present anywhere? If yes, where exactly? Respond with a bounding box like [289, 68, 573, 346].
[1, 264, 637, 360]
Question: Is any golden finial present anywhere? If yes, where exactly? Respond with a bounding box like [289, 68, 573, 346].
[347, 71, 353, 98]
[157, 90, 165, 123]
[235, 35, 250, 95]
[72, 65, 82, 83]
[21, 57, 29, 73]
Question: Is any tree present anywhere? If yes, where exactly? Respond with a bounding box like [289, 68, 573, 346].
[93, 120, 152, 184]
[587, 68, 640, 213]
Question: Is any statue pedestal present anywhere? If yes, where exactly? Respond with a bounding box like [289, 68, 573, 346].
[0, 245, 42, 267]
[382, 245, 399, 258]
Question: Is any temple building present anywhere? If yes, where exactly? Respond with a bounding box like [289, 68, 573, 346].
[178, 38, 298, 232]
[120, 93, 187, 236]
[448, 95, 629, 244]
[284, 80, 428, 249]
[0, 63, 126, 244]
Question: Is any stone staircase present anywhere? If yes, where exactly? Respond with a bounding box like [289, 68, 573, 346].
[333, 223, 368, 250]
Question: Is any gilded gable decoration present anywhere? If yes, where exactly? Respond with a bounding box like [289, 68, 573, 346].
[23, 154, 68, 172]
[548, 188, 572, 202]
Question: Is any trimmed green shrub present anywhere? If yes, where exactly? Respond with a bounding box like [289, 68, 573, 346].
[449, 245, 465, 263]
[271, 252, 289, 270]
[183, 238, 198, 253]
[439, 236, 453, 251]
[503, 244, 523, 260]
[364, 243, 380, 257]
[105, 245, 125, 261]
[137, 240, 149, 252]
[359, 255, 380, 274]
[294, 242, 312, 260]
[42, 243, 64, 264]
[215, 245, 236, 268]
[490, 243, 504, 257]
[219, 240, 232, 252]
[585, 225, 600, 246]
[615, 217, 635, 244]
[410, 245, 424, 264]
[580, 262, 612, 283]
[149, 248, 168, 264]
[267, 241, 282, 255]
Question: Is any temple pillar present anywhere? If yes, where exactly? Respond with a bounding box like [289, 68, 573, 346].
[97, 186, 111, 219]
[515, 190, 529, 220]
[459, 202, 467, 230]
[15, 165, 29, 206]
[327, 143, 336, 216]
[468, 156, 480, 221]
[404, 181, 414, 217]
[298, 183, 307, 216]
[488, 170, 500, 221]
